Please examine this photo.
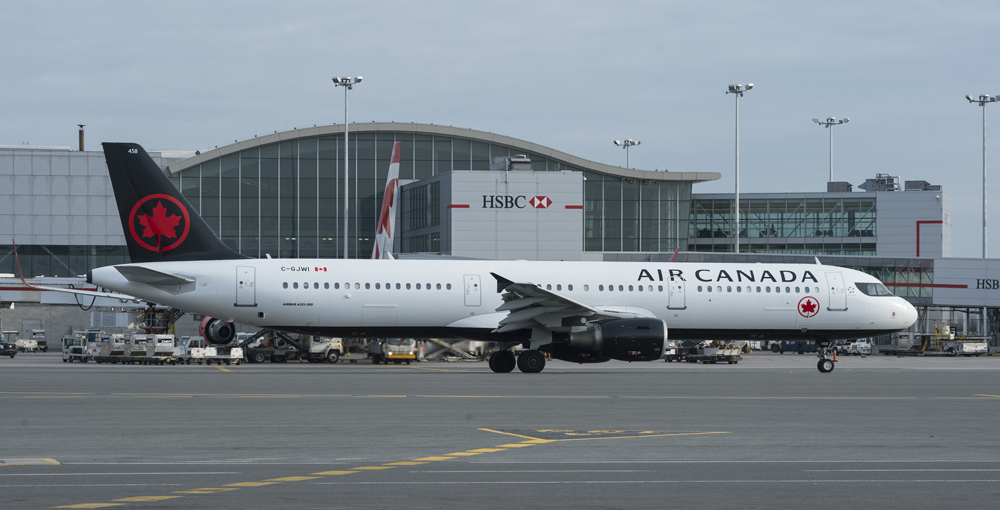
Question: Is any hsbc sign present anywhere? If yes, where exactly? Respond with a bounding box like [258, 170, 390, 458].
[482, 195, 554, 209]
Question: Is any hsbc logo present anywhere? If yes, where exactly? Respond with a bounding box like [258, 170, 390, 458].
[529, 196, 551, 208]
[481, 195, 553, 209]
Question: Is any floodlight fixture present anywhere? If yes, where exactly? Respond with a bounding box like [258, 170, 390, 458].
[613, 139, 641, 167]
[813, 116, 852, 183]
[333, 75, 364, 258]
[966, 93, 1000, 260]
[725, 82, 753, 253]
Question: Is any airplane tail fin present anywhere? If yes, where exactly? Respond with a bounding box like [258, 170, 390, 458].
[372, 141, 402, 259]
[102, 142, 246, 263]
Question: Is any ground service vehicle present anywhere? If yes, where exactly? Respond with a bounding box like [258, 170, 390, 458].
[31, 329, 47, 352]
[62, 334, 90, 362]
[1, 335, 15, 358]
[305, 337, 343, 363]
[385, 338, 417, 364]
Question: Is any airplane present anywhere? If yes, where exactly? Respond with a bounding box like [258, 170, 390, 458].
[371, 141, 401, 260]
[63, 142, 918, 374]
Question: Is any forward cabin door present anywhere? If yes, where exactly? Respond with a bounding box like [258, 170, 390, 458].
[825, 272, 847, 311]
[667, 275, 686, 310]
[464, 274, 481, 306]
[236, 266, 256, 307]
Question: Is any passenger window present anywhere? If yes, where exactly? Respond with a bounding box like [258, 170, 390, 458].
[785, 286, 791, 293]
[426, 283, 431, 290]
[717, 286, 722, 293]
[324, 283, 329, 289]
[628, 285, 634, 291]
[557, 284, 562, 291]
[599, 285, 604, 291]
[736, 286, 741, 293]
[582, 284, 587, 291]
[568, 284, 574, 291]
[365, 283, 371, 290]
[775, 286, 781, 293]
[698, 286, 703, 292]
[293, 282, 299, 289]
[707, 286, 712, 293]
[756, 286, 761, 293]
[805, 286, 810, 293]
[727, 286, 732, 292]
[283, 282, 288, 289]
[658, 285, 663, 292]
[618, 285, 624, 291]
[406, 283, 411, 290]
[766, 286, 771, 293]
[396, 283, 401, 290]
[335, 282, 340, 289]
[416, 283, 421, 290]
[437, 283, 442, 290]
[375, 283, 381, 289]
[314, 283, 319, 289]
[446, 283, 452, 290]
[303, 281, 308, 289]
[638, 285, 643, 292]
[546, 284, 551, 290]
[355, 283, 360, 290]
[795, 286, 800, 293]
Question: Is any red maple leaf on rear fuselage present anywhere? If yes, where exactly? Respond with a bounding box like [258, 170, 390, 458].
[138, 201, 182, 240]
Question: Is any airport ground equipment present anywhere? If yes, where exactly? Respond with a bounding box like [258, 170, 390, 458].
[242, 330, 307, 363]
[303, 337, 343, 363]
[61, 333, 91, 362]
[172, 336, 242, 365]
[31, 329, 47, 352]
[1, 335, 15, 358]
[384, 338, 417, 364]
[881, 329, 987, 357]
[15, 337, 38, 353]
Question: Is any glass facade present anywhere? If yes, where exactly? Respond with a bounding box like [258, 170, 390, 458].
[175, 131, 693, 258]
[0, 245, 129, 278]
[689, 195, 876, 255]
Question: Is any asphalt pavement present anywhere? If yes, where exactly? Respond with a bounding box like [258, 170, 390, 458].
[2, 351, 999, 509]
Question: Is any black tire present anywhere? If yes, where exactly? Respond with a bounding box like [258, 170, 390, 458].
[326, 351, 340, 364]
[62, 358, 68, 362]
[186, 358, 192, 365]
[254, 352, 267, 364]
[487, 352, 497, 372]
[770, 344, 780, 353]
[516, 350, 546, 373]
[491, 350, 516, 373]
[406, 360, 410, 365]
[224, 359, 231, 365]
[818, 359, 835, 373]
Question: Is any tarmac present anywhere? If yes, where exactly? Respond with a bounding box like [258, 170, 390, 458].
[2, 351, 999, 509]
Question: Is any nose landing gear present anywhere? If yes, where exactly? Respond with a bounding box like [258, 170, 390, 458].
[816, 339, 837, 373]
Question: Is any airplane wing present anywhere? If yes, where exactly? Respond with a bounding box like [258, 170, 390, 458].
[490, 273, 656, 334]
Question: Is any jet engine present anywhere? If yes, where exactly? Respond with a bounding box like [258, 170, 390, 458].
[200, 317, 236, 346]
[563, 318, 667, 362]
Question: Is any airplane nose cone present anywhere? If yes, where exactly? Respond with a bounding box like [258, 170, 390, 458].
[901, 300, 918, 328]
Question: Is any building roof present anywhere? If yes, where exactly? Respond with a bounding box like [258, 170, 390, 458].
[166, 122, 720, 184]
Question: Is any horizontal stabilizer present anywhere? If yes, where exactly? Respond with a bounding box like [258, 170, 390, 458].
[116, 266, 195, 293]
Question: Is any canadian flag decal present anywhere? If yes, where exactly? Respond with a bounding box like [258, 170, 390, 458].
[529, 196, 552, 209]
[315, 267, 327, 272]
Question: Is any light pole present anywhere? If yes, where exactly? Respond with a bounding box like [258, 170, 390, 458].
[613, 139, 641, 168]
[332, 76, 362, 259]
[812, 117, 850, 183]
[726, 83, 752, 254]
[966, 94, 999, 259]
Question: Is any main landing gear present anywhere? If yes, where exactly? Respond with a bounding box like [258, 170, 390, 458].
[815, 339, 837, 374]
[488, 349, 546, 374]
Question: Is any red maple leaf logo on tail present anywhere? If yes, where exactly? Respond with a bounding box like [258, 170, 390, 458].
[137, 201, 182, 241]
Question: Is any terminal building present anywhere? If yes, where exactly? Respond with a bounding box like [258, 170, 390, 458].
[0, 123, 995, 342]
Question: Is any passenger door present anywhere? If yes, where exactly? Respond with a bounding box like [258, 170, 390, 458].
[667, 276, 686, 310]
[464, 274, 481, 306]
[825, 272, 847, 311]
[236, 266, 256, 307]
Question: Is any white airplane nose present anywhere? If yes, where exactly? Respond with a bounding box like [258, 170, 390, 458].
[901, 300, 918, 328]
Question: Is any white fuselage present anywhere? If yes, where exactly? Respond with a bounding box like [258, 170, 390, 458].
[91, 259, 918, 342]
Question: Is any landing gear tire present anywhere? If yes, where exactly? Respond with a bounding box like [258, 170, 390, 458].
[516, 350, 546, 373]
[489, 350, 516, 373]
[818, 359, 835, 373]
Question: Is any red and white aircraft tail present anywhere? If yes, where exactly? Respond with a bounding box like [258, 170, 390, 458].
[372, 141, 401, 260]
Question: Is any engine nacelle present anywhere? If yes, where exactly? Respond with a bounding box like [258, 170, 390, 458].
[546, 345, 611, 364]
[566, 318, 667, 362]
[200, 317, 236, 346]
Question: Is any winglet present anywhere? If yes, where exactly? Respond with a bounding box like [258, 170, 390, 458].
[815, 257, 822, 265]
[669, 247, 680, 263]
[491, 272, 514, 293]
[12, 239, 35, 289]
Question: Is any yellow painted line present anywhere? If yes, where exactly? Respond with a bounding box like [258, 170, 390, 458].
[466, 448, 507, 453]
[172, 488, 238, 494]
[497, 443, 535, 448]
[22, 396, 89, 399]
[351, 466, 394, 470]
[312, 471, 359, 476]
[523, 439, 557, 444]
[478, 428, 543, 441]
[264, 476, 321, 482]
[413, 456, 455, 461]
[214, 366, 231, 372]
[0, 457, 60, 466]
[445, 452, 484, 456]
[553, 431, 732, 442]
[52, 504, 124, 509]
[225, 481, 280, 487]
[112, 496, 180, 502]
[976, 394, 1000, 398]
[384, 462, 428, 466]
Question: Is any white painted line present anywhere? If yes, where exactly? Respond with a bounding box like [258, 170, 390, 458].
[804, 469, 1000, 472]
[420, 470, 652, 473]
[471, 459, 1000, 464]
[313, 479, 1000, 485]
[0, 483, 184, 487]
[0, 472, 238, 476]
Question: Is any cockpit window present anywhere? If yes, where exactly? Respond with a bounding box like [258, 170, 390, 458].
[856, 282, 894, 296]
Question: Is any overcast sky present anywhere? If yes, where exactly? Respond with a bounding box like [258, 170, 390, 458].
[3, 1, 999, 257]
